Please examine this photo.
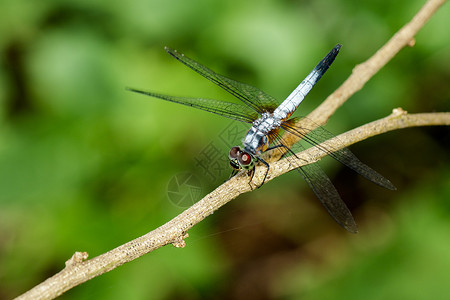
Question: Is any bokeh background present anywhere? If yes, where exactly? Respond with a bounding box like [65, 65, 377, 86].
[1, 0, 449, 299]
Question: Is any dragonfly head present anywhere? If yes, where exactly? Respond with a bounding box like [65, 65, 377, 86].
[229, 146, 255, 170]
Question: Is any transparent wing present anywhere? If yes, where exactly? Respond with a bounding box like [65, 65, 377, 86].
[281, 117, 396, 190]
[164, 47, 279, 113]
[296, 162, 358, 233]
[267, 133, 357, 233]
[127, 88, 257, 123]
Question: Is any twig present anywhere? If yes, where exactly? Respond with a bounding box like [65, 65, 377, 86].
[269, 109, 450, 180]
[308, 0, 447, 125]
[15, 0, 448, 299]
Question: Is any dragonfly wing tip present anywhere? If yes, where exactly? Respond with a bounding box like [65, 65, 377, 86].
[344, 222, 359, 234]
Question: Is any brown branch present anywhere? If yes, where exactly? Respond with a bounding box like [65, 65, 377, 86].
[269, 110, 450, 180]
[15, 0, 448, 299]
[308, 0, 447, 125]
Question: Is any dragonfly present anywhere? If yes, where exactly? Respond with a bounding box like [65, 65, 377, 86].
[128, 44, 396, 233]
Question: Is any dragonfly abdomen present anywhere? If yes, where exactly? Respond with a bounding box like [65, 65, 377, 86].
[273, 69, 322, 121]
[273, 44, 341, 121]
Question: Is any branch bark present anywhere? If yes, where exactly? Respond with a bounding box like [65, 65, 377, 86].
[15, 0, 448, 299]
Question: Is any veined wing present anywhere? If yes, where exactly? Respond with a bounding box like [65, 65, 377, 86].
[127, 88, 257, 123]
[164, 47, 279, 114]
[270, 133, 357, 233]
[296, 162, 358, 233]
[281, 117, 396, 190]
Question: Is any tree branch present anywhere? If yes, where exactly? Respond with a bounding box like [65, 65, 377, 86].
[308, 0, 447, 125]
[15, 0, 448, 299]
[269, 110, 450, 180]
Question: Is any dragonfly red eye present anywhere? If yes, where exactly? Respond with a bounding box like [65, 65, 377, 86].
[229, 146, 241, 160]
[238, 152, 252, 166]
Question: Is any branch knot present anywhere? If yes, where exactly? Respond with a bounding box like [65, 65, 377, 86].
[65, 251, 89, 268]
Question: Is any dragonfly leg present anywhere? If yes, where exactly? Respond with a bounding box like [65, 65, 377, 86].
[227, 164, 255, 190]
[247, 168, 256, 190]
[228, 165, 240, 179]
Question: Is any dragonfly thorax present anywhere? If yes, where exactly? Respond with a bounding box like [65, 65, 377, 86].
[243, 112, 280, 155]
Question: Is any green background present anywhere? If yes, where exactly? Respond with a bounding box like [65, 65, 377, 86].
[1, 0, 449, 299]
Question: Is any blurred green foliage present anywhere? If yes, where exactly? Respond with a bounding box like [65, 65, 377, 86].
[0, 0, 449, 299]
